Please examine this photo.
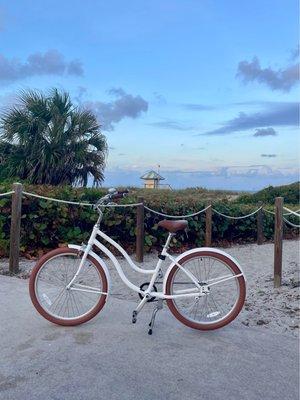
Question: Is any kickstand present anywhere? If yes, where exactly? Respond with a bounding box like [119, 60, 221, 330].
[148, 299, 163, 335]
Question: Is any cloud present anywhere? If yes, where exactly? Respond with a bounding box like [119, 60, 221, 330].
[290, 46, 299, 61]
[148, 120, 194, 131]
[152, 92, 167, 105]
[261, 154, 277, 158]
[164, 165, 279, 177]
[108, 87, 126, 96]
[183, 100, 296, 109]
[84, 88, 148, 131]
[237, 56, 299, 92]
[67, 60, 84, 76]
[102, 165, 299, 191]
[201, 102, 299, 136]
[0, 50, 83, 83]
[253, 127, 277, 137]
[74, 86, 88, 103]
[182, 103, 215, 111]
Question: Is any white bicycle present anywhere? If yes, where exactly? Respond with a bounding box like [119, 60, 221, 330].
[29, 189, 246, 334]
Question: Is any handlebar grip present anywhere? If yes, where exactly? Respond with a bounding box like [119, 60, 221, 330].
[113, 193, 125, 199]
[111, 190, 129, 199]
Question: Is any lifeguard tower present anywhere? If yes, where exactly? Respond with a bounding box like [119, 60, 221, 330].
[140, 170, 165, 189]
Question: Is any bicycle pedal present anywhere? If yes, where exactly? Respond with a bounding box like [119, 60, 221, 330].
[132, 311, 137, 324]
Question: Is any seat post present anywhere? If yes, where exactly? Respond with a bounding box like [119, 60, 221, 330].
[161, 233, 174, 256]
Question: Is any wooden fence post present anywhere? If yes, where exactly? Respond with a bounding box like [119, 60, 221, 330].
[257, 202, 264, 245]
[274, 197, 283, 288]
[136, 197, 144, 263]
[9, 183, 23, 274]
[205, 205, 212, 247]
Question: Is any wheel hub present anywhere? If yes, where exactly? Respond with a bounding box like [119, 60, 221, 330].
[198, 282, 210, 295]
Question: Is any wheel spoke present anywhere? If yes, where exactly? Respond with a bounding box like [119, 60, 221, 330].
[47, 287, 66, 309]
[169, 254, 243, 327]
[34, 253, 105, 321]
[39, 272, 65, 287]
[70, 291, 81, 316]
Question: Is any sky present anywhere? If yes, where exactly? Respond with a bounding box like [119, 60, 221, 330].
[0, 0, 299, 190]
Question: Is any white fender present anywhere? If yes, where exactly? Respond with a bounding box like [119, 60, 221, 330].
[68, 244, 111, 296]
[163, 247, 246, 293]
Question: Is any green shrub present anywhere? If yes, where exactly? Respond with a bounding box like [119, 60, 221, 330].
[237, 182, 300, 204]
[0, 183, 298, 257]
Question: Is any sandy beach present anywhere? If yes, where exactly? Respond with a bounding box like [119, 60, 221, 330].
[1, 239, 299, 337]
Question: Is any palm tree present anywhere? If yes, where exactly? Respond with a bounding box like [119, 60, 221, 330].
[0, 89, 107, 186]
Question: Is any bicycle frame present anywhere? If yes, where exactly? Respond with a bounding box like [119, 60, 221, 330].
[66, 218, 244, 308]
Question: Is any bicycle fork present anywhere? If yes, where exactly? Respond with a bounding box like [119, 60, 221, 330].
[66, 225, 99, 290]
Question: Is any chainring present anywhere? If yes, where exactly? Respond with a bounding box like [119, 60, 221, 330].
[138, 282, 158, 302]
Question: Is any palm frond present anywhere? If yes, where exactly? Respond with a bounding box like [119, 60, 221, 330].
[0, 88, 107, 186]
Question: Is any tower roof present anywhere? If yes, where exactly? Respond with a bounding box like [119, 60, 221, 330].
[140, 170, 165, 180]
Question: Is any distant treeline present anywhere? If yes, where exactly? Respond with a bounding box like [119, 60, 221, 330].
[237, 182, 300, 205]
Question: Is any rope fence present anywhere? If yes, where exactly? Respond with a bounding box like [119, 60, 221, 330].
[0, 191, 15, 197]
[283, 207, 300, 218]
[23, 191, 94, 207]
[0, 183, 299, 287]
[261, 208, 300, 217]
[284, 208, 300, 216]
[263, 209, 275, 215]
[283, 217, 300, 229]
[144, 204, 211, 218]
[1, 189, 299, 220]
[212, 206, 263, 220]
[23, 191, 143, 208]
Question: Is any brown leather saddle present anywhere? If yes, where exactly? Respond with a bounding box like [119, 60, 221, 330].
[157, 219, 188, 233]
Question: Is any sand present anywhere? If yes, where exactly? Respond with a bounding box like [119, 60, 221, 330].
[1, 239, 299, 337]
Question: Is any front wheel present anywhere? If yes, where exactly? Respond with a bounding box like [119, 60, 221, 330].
[165, 250, 246, 330]
[29, 248, 108, 326]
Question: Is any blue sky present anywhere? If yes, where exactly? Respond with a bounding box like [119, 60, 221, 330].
[0, 0, 299, 190]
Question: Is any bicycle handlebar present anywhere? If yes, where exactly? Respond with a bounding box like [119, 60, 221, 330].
[95, 189, 129, 208]
[110, 190, 129, 200]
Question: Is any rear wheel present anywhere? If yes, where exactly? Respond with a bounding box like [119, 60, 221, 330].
[29, 248, 108, 326]
[165, 250, 246, 330]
